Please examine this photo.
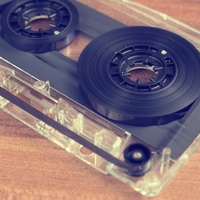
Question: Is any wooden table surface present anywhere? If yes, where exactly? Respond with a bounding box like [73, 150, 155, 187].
[0, 0, 200, 199]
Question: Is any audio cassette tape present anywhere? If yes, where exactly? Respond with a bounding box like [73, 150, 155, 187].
[0, 0, 199, 198]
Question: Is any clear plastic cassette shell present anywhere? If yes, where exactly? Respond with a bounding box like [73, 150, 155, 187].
[0, 0, 200, 197]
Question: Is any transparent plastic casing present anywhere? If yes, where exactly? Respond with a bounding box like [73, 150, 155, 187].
[0, 0, 200, 197]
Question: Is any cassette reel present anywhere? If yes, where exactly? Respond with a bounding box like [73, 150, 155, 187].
[1, 0, 79, 52]
[0, 0, 199, 197]
[77, 26, 200, 126]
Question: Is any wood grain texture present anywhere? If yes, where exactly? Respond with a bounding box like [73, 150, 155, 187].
[0, 0, 200, 199]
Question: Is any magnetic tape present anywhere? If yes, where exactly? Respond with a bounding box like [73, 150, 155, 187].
[77, 26, 200, 126]
[1, 0, 79, 52]
[0, 0, 199, 198]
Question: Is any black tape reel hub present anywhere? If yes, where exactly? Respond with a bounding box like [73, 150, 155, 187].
[1, 0, 79, 52]
[77, 26, 200, 126]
